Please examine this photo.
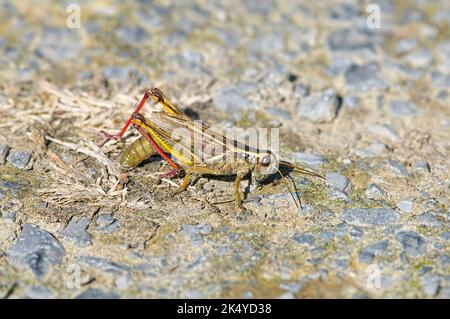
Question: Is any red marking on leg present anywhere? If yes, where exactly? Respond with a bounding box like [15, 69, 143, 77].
[119, 91, 151, 138]
[133, 123, 180, 170]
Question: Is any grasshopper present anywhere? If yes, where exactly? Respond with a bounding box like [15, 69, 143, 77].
[114, 88, 323, 208]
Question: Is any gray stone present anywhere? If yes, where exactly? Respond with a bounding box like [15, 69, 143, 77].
[389, 100, 418, 117]
[404, 49, 433, 68]
[420, 274, 440, 297]
[6, 150, 32, 169]
[327, 29, 382, 52]
[251, 33, 284, 54]
[75, 288, 120, 299]
[96, 214, 121, 233]
[365, 183, 387, 200]
[415, 160, 430, 173]
[0, 180, 19, 196]
[36, 27, 81, 61]
[102, 66, 140, 84]
[7, 224, 65, 278]
[328, 189, 351, 203]
[353, 142, 386, 158]
[326, 173, 350, 192]
[368, 125, 399, 141]
[293, 233, 316, 246]
[181, 224, 212, 236]
[289, 152, 328, 168]
[0, 144, 10, 164]
[319, 231, 334, 243]
[342, 208, 400, 227]
[343, 95, 360, 109]
[345, 63, 387, 92]
[359, 240, 388, 263]
[397, 199, 414, 213]
[329, 3, 358, 20]
[388, 159, 410, 177]
[61, 216, 92, 247]
[22, 285, 54, 299]
[213, 83, 256, 113]
[116, 26, 150, 45]
[395, 231, 426, 257]
[417, 212, 442, 228]
[298, 89, 341, 123]
[77, 256, 131, 274]
[266, 107, 291, 119]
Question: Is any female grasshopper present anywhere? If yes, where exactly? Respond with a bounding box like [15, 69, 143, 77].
[115, 88, 323, 208]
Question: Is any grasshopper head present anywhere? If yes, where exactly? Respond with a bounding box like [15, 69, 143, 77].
[253, 152, 279, 182]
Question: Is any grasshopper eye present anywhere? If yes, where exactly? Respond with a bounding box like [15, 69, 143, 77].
[260, 155, 271, 166]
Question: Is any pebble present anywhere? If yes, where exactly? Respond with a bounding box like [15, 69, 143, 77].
[116, 26, 150, 45]
[397, 199, 414, 213]
[181, 224, 212, 236]
[343, 95, 360, 109]
[96, 214, 121, 233]
[6, 150, 32, 169]
[414, 160, 430, 173]
[417, 211, 442, 228]
[389, 100, 418, 117]
[368, 125, 399, 141]
[353, 142, 386, 158]
[365, 183, 387, 200]
[60, 216, 92, 247]
[344, 63, 387, 92]
[0, 144, 10, 164]
[7, 224, 65, 278]
[212, 83, 256, 113]
[327, 29, 382, 52]
[77, 256, 131, 274]
[326, 173, 351, 192]
[395, 231, 426, 257]
[342, 208, 400, 227]
[36, 27, 81, 61]
[358, 240, 388, 264]
[75, 288, 120, 299]
[404, 49, 433, 68]
[289, 152, 328, 167]
[420, 274, 440, 297]
[292, 233, 316, 246]
[328, 189, 351, 203]
[298, 89, 341, 123]
[22, 285, 54, 299]
[387, 159, 410, 177]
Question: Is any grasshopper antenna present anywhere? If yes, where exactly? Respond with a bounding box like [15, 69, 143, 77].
[274, 167, 301, 209]
[279, 160, 324, 179]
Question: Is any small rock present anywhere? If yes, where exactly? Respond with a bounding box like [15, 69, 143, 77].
[319, 231, 334, 243]
[328, 189, 351, 203]
[326, 173, 351, 192]
[327, 29, 382, 52]
[75, 288, 120, 299]
[96, 214, 121, 234]
[420, 274, 440, 297]
[7, 224, 65, 278]
[77, 256, 130, 274]
[6, 150, 32, 169]
[417, 211, 442, 228]
[345, 63, 387, 92]
[358, 240, 388, 263]
[213, 83, 256, 113]
[115, 274, 133, 290]
[289, 152, 328, 168]
[342, 208, 400, 227]
[389, 100, 418, 117]
[404, 49, 433, 68]
[388, 159, 410, 177]
[116, 26, 150, 45]
[395, 231, 426, 257]
[36, 27, 81, 61]
[61, 216, 92, 247]
[414, 160, 430, 173]
[0, 144, 10, 164]
[298, 89, 341, 123]
[277, 292, 295, 299]
[353, 142, 386, 158]
[368, 125, 399, 141]
[397, 199, 414, 213]
[22, 285, 54, 299]
[266, 107, 291, 119]
[293, 233, 316, 246]
[343, 95, 360, 109]
[364, 183, 387, 200]
[181, 224, 212, 236]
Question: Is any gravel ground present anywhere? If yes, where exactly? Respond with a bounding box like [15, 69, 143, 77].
[0, 0, 449, 298]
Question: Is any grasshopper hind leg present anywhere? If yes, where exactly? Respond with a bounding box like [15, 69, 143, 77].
[234, 172, 245, 208]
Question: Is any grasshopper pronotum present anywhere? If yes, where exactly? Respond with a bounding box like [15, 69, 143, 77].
[115, 88, 323, 208]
